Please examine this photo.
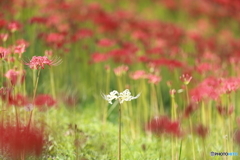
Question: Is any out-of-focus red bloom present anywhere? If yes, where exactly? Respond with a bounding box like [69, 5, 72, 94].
[97, 38, 115, 47]
[91, 52, 109, 63]
[14, 44, 26, 57]
[24, 56, 62, 69]
[71, 29, 93, 42]
[30, 16, 47, 24]
[180, 73, 192, 85]
[194, 124, 209, 139]
[7, 21, 21, 32]
[0, 124, 45, 159]
[221, 78, 240, 94]
[150, 58, 184, 69]
[183, 104, 198, 118]
[9, 94, 30, 107]
[16, 39, 30, 47]
[109, 48, 136, 64]
[0, 33, 8, 42]
[190, 77, 222, 102]
[146, 116, 182, 137]
[34, 94, 56, 108]
[5, 69, 25, 86]
[45, 32, 65, 48]
[0, 18, 7, 29]
[129, 70, 147, 80]
[147, 73, 161, 84]
[0, 47, 10, 58]
[114, 65, 129, 76]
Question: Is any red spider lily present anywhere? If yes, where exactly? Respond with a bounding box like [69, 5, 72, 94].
[190, 77, 240, 103]
[0, 33, 8, 42]
[129, 70, 147, 80]
[180, 73, 192, 85]
[169, 89, 176, 97]
[0, 47, 10, 58]
[146, 116, 183, 137]
[16, 39, 30, 47]
[29, 16, 47, 24]
[45, 32, 66, 48]
[14, 44, 26, 57]
[194, 124, 209, 139]
[0, 18, 7, 29]
[34, 94, 56, 109]
[91, 52, 109, 63]
[149, 58, 184, 69]
[71, 29, 93, 42]
[5, 69, 25, 86]
[190, 77, 222, 102]
[114, 65, 129, 76]
[109, 47, 137, 64]
[97, 38, 115, 47]
[0, 124, 45, 159]
[7, 21, 21, 32]
[9, 94, 30, 107]
[24, 56, 62, 69]
[147, 74, 161, 84]
[221, 78, 240, 94]
[44, 50, 53, 56]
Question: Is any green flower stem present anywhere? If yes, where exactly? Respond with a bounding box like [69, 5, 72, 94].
[118, 102, 122, 160]
[185, 84, 196, 160]
[50, 67, 56, 98]
[27, 69, 41, 129]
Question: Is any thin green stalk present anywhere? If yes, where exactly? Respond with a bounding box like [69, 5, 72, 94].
[202, 139, 206, 160]
[178, 139, 182, 160]
[186, 84, 196, 160]
[27, 69, 41, 128]
[118, 102, 122, 160]
[50, 67, 56, 98]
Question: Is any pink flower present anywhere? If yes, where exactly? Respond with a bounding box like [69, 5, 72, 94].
[97, 38, 115, 47]
[7, 21, 21, 32]
[146, 116, 183, 137]
[34, 94, 56, 108]
[14, 44, 26, 56]
[45, 32, 65, 48]
[129, 70, 147, 80]
[9, 94, 30, 107]
[91, 52, 109, 63]
[0, 124, 45, 159]
[180, 73, 192, 85]
[5, 69, 25, 85]
[114, 65, 129, 76]
[0, 33, 8, 42]
[147, 74, 161, 84]
[24, 56, 62, 69]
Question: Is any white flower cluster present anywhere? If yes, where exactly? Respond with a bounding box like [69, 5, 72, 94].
[102, 89, 140, 104]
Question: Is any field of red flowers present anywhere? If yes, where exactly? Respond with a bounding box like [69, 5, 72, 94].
[1, 0, 240, 159]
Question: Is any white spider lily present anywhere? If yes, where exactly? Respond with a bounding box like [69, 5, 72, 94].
[101, 89, 140, 104]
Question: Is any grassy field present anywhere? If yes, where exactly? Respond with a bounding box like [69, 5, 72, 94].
[0, 0, 240, 159]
